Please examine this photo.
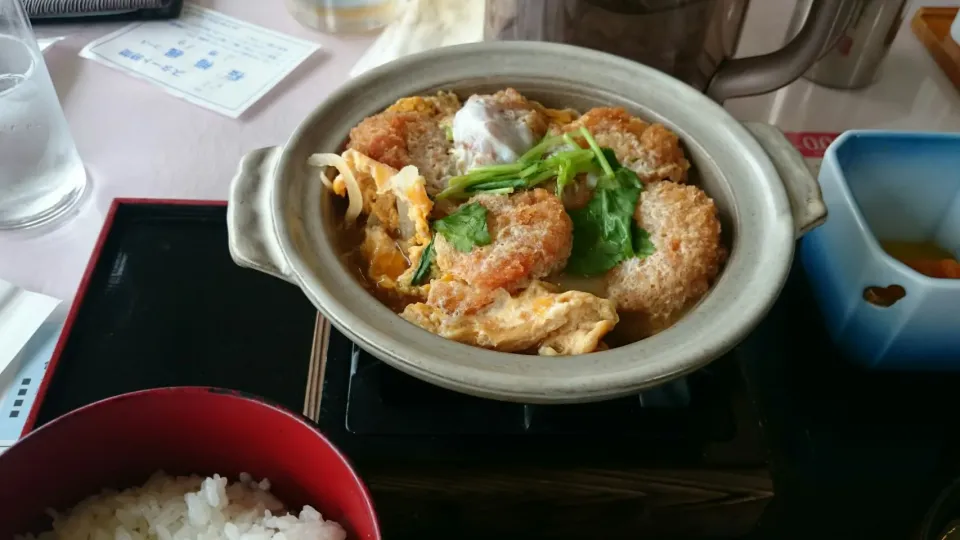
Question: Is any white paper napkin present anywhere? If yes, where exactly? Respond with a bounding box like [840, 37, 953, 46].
[0, 279, 61, 448]
[37, 36, 65, 52]
[0, 306, 64, 448]
[0, 280, 60, 382]
[350, 0, 484, 78]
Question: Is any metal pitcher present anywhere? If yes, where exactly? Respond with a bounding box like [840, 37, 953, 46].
[786, 0, 909, 89]
[484, 0, 860, 102]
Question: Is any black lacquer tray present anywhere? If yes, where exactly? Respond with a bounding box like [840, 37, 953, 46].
[26, 200, 319, 431]
[16, 198, 777, 540]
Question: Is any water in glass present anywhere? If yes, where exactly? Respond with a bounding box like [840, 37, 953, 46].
[0, 5, 86, 230]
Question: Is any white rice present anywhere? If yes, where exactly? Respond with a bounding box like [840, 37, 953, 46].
[16, 472, 348, 540]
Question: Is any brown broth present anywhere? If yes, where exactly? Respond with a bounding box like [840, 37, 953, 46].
[882, 240, 955, 261]
[544, 273, 607, 298]
[344, 240, 419, 314]
[332, 194, 420, 314]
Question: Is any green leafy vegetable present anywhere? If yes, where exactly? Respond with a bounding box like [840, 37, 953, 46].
[543, 148, 595, 169]
[550, 147, 596, 197]
[580, 126, 614, 177]
[631, 224, 655, 258]
[476, 187, 514, 195]
[519, 164, 541, 178]
[410, 238, 435, 285]
[437, 144, 596, 200]
[614, 166, 641, 189]
[437, 163, 527, 199]
[556, 161, 572, 197]
[600, 148, 621, 170]
[433, 202, 491, 252]
[467, 162, 527, 175]
[465, 178, 527, 193]
[565, 184, 641, 275]
[564, 150, 655, 276]
[518, 135, 566, 163]
[429, 126, 656, 274]
[434, 130, 631, 202]
[525, 168, 563, 187]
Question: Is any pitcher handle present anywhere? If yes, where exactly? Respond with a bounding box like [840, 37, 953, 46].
[706, 0, 859, 102]
[227, 146, 297, 284]
[744, 123, 827, 238]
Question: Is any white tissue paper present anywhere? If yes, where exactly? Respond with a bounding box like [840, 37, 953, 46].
[37, 36, 65, 52]
[0, 280, 59, 380]
[350, 0, 485, 78]
[0, 280, 61, 449]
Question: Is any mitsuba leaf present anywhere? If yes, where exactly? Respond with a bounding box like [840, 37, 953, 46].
[437, 131, 609, 200]
[465, 178, 527, 193]
[410, 238, 435, 285]
[632, 224, 655, 259]
[433, 202, 491, 253]
[564, 156, 654, 276]
[614, 166, 641, 189]
[599, 148, 621, 170]
[565, 181, 642, 276]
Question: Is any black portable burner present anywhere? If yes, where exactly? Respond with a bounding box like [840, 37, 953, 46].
[26, 200, 773, 540]
[316, 326, 765, 467]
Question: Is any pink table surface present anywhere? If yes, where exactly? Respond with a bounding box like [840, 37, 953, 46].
[0, 0, 370, 300]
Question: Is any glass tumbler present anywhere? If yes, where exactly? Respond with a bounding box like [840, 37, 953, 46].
[286, 0, 399, 34]
[0, 0, 86, 230]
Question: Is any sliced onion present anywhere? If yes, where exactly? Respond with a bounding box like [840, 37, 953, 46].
[395, 198, 416, 240]
[386, 166, 418, 239]
[307, 153, 363, 224]
[382, 165, 433, 244]
[314, 167, 333, 189]
[344, 149, 397, 191]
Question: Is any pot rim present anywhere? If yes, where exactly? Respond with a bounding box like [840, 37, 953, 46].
[272, 41, 795, 402]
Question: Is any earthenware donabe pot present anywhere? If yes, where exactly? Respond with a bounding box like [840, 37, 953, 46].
[227, 41, 826, 404]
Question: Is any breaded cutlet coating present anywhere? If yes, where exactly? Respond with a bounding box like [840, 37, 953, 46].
[606, 181, 725, 337]
[560, 107, 690, 184]
[421, 278, 497, 318]
[435, 189, 573, 293]
[347, 93, 460, 196]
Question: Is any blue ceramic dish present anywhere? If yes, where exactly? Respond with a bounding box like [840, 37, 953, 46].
[801, 131, 960, 370]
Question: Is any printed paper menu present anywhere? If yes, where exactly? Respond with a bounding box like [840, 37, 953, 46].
[79, 4, 320, 118]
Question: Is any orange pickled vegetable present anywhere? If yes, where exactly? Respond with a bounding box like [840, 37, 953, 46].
[903, 259, 960, 279]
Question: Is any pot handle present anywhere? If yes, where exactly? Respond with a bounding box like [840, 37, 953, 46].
[744, 122, 827, 238]
[706, 0, 858, 102]
[227, 146, 297, 284]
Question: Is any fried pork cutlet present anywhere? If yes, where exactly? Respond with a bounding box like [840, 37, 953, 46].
[434, 189, 573, 294]
[347, 92, 460, 196]
[561, 107, 690, 184]
[606, 181, 725, 338]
